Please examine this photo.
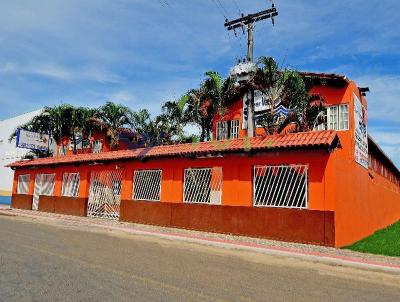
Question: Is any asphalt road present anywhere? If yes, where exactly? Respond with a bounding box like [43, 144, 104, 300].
[1, 215, 400, 302]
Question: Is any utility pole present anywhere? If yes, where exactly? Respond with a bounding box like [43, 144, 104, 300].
[224, 4, 278, 137]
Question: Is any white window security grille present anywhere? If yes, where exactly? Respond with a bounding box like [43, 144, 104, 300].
[17, 174, 30, 195]
[253, 165, 308, 209]
[61, 173, 80, 197]
[230, 120, 240, 139]
[133, 169, 162, 201]
[33, 174, 56, 210]
[92, 140, 103, 154]
[216, 121, 228, 140]
[183, 167, 222, 204]
[87, 169, 123, 220]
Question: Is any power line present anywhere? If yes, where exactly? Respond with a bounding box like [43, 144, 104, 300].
[210, 0, 228, 19]
[216, 0, 230, 18]
[232, 0, 242, 15]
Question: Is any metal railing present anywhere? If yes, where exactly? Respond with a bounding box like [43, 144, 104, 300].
[62, 173, 80, 197]
[133, 169, 162, 201]
[87, 169, 123, 220]
[17, 174, 30, 195]
[253, 165, 308, 209]
[33, 173, 56, 210]
[183, 167, 222, 205]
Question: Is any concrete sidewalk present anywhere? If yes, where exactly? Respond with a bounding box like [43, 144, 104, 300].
[1, 206, 399, 274]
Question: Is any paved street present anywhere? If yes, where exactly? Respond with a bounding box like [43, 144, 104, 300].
[1, 215, 400, 302]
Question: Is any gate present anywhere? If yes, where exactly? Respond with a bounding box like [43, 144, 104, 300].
[87, 169, 123, 220]
[33, 174, 56, 210]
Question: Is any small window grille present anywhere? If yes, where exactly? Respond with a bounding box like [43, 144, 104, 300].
[17, 174, 30, 194]
[133, 170, 162, 201]
[62, 173, 80, 197]
[183, 167, 222, 204]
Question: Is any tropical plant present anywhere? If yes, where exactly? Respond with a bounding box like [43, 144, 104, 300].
[9, 104, 100, 157]
[96, 101, 132, 150]
[180, 72, 239, 142]
[251, 56, 325, 134]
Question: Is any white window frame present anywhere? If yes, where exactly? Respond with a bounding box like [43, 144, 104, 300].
[326, 104, 349, 131]
[230, 120, 240, 139]
[132, 169, 162, 202]
[17, 174, 30, 195]
[338, 104, 349, 130]
[61, 173, 80, 197]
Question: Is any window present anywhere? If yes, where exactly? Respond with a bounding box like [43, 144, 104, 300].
[183, 167, 222, 204]
[216, 119, 240, 140]
[58, 145, 68, 157]
[216, 121, 228, 140]
[62, 173, 80, 197]
[93, 140, 103, 153]
[253, 165, 308, 209]
[314, 104, 349, 131]
[328, 106, 338, 130]
[230, 120, 240, 139]
[133, 170, 162, 201]
[17, 174, 30, 194]
[338, 104, 349, 130]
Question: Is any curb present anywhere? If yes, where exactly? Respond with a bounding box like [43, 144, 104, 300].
[2, 208, 400, 274]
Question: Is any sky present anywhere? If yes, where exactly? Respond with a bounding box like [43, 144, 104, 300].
[0, 0, 399, 166]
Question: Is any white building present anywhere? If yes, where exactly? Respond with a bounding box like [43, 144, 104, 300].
[0, 109, 42, 202]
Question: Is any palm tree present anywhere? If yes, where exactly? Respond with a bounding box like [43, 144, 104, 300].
[181, 72, 239, 142]
[96, 101, 132, 150]
[252, 56, 325, 134]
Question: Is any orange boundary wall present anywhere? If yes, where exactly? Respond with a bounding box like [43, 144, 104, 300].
[120, 200, 335, 246]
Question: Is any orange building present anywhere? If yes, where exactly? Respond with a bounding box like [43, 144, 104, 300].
[8, 72, 400, 247]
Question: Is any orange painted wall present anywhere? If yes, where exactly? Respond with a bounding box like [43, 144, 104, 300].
[317, 81, 400, 247]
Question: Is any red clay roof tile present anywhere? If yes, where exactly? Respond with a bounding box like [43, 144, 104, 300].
[7, 130, 339, 168]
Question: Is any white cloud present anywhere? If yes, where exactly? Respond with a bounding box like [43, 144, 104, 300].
[108, 91, 136, 103]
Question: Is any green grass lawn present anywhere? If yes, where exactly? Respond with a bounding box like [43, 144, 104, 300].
[344, 220, 400, 257]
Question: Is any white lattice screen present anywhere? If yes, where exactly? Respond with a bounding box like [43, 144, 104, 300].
[17, 174, 30, 195]
[253, 165, 308, 209]
[62, 173, 80, 197]
[183, 167, 222, 204]
[87, 169, 123, 219]
[133, 170, 162, 201]
[33, 174, 56, 210]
